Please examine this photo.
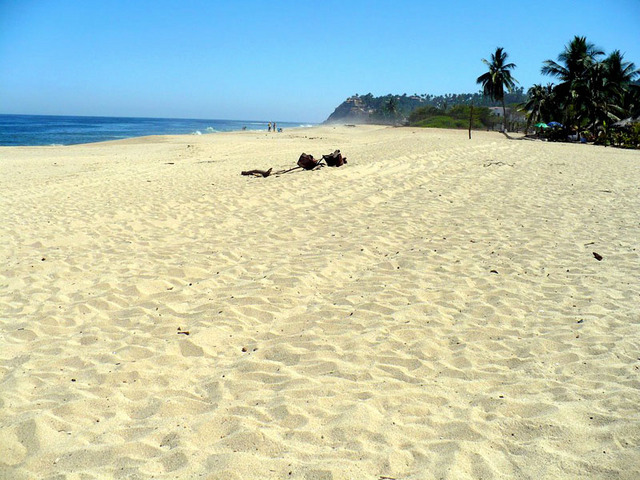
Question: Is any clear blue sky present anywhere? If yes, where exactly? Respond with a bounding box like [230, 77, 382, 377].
[1, 0, 639, 123]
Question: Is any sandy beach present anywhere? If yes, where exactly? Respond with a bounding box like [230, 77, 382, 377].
[1, 125, 639, 479]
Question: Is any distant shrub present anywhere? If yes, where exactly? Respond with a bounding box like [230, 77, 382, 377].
[413, 116, 463, 129]
[408, 105, 492, 129]
[609, 124, 640, 148]
[408, 106, 442, 123]
[543, 127, 569, 142]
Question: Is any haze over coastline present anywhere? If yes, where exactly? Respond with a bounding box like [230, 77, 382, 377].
[1, 0, 639, 122]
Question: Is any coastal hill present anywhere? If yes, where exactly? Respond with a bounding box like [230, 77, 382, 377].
[324, 95, 372, 124]
[324, 90, 527, 124]
[324, 94, 424, 124]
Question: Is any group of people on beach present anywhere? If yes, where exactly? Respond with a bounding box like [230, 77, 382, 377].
[267, 122, 281, 133]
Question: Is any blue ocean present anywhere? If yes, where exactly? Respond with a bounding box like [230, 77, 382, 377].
[0, 114, 313, 146]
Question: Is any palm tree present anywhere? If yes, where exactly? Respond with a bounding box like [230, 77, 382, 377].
[377, 96, 400, 125]
[603, 50, 640, 116]
[624, 82, 640, 118]
[476, 47, 518, 131]
[581, 53, 640, 133]
[541, 36, 604, 125]
[584, 61, 623, 132]
[520, 83, 558, 131]
[385, 97, 399, 122]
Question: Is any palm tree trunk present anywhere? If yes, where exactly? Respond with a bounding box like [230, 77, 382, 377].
[502, 99, 507, 132]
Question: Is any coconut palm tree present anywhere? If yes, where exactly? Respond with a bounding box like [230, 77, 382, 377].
[624, 82, 640, 118]
[603, 50, 640, 115]
[385, 97, 399, 122]
[584, 61, 624, 132]
[541, 36, 604, 125]
[520, 83, 558, 131]
[581, 53, 640, 133]
[476, 47, 518, 131]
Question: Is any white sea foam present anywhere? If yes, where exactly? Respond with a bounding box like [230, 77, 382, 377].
[191, 130, 202, 135]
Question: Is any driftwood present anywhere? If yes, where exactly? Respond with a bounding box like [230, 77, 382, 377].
[241, 150, 346, 178]
[275, 166, 303, 175]
[241, 168, 272, 177]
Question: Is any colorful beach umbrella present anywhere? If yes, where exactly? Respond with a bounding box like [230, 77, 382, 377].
[547, 121, 563, 127]
[534, 122, 548, 128]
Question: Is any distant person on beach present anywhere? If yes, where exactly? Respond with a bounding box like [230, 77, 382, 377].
[273, 122, 277, 132]
[268, 122, 272, 132]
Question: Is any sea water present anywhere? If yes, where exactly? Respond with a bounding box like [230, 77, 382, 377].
[0, 114, 313, 146]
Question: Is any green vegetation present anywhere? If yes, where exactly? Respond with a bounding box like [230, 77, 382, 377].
[609, 123, 640, 148]
[408, 105, 493, 129]
[371, 96, 402, 124]
[328, 92, 527, 129]
[521, 36, 640, 147]
[327, 90, 527, 125]
[326, 35, 638, 147]
[418, 89, 526, 108]
[476, 47, 518, 130]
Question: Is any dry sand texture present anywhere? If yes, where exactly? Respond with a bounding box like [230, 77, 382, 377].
[1, 126, 639, 479]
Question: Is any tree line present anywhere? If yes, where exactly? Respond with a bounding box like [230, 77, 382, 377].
[476, 36, 639, 146]
[351, 89, 527, 124]
[339, 37, 639, 147]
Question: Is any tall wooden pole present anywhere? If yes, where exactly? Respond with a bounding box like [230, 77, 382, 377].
[468, 101, 474, 139]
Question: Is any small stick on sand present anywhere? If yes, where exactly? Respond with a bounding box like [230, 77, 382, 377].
[274, 166, 303, 175]
[241, 168, 273, 177]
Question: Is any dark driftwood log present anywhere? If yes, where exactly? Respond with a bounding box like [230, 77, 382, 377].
[241, 148, 348, 178]
[241, 168, 272, 177]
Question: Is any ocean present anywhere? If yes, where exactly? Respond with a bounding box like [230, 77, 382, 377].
[0, 114, 313, 146]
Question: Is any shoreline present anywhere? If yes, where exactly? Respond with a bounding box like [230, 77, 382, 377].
[0, 113, 317, 147]
[2, 125, 639, 479]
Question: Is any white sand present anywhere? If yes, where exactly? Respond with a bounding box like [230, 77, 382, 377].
[1, 125, 639, 479]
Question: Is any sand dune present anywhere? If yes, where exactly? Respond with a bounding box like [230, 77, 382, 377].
[1, 126, 639, 479]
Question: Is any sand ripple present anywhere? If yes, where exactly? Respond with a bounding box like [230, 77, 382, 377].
[1, 127, 639, 479]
